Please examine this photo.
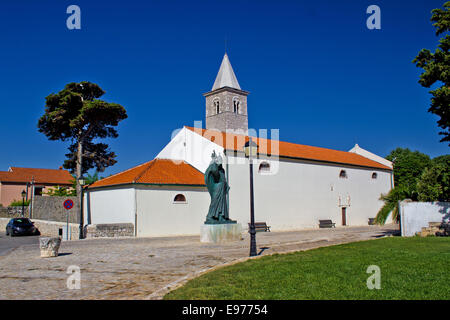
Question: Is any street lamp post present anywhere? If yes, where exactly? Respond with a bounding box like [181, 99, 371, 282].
[21, 190, 26, 218]
[244, 137, 258, 257]
[78, 177, 85, 239]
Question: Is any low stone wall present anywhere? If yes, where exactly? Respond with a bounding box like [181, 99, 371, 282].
[85, 223, 134, 238]
[419, 222, 450, 237]
[0, 218, 133, 240]
[0, 217, 79, 240]
[0, 206, 29, 218]
[31, 196, 79, 223]
[0, 218, 9, 230]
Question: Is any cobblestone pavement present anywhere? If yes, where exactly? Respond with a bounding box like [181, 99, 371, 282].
[0, 225, 398, 300]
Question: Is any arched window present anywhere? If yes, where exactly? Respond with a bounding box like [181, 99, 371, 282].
[213, 99, 220, 114]
[372, 172, 378, 179]
[258, 161, 270, 173]
[233, 97, 240, 113]
[173, 194, 186, 203]
[339, 170, 347, 178]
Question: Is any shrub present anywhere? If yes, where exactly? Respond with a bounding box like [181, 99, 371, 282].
[9, 199, 30, 207]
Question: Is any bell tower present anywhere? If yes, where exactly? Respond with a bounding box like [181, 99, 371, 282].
[204, 53, 249, 134]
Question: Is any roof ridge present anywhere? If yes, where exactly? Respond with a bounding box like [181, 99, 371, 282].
[183, 160, 205, 174]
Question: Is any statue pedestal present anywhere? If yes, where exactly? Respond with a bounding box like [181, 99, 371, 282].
[200, 223, 242, 243]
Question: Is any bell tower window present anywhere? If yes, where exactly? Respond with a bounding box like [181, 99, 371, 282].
[233, 97, 240, 113]
[213, 99, 220, 114]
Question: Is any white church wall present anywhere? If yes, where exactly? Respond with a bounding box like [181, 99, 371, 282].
[226, 155, 392, 230]
[83, 187, 135, 226]
[135, 185, 209, 237]
[185, 127, 224, 173]
[156, 128, 186, 163]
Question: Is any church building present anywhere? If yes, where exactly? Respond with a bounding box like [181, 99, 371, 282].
[83, 54, 393, 237]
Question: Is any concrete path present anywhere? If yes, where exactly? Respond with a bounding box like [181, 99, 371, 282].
[0, 224, 398, 300]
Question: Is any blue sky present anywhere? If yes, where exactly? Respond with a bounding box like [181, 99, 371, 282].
[0, 0, 448, 177]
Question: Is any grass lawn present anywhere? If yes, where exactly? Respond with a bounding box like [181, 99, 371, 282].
[164, 237, 450, 300]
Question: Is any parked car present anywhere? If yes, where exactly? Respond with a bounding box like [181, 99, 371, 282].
[5, 218, 40, 236]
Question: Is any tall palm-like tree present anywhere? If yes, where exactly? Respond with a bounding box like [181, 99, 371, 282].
[375, 186, 416, 224]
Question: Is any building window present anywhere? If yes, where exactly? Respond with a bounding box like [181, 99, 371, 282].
[372, 172, 378, 179]
[34, 187, 43, 196]
[339, 170, 347, 178]
[258, 162, 270, 173]
[173, 194, 186, 203]
[233, 97, 240, 113]
[213, 99, 220, 114]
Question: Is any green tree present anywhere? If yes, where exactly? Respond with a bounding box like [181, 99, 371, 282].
[386, 148, 431, 194]
[45, 185, 76, 197]
[417, 155, 450, 201]
[413, 2, 450, 145]
[376, 148, 431, 224]
[37, 81, 127, 238]
[85, 171, 103, 185]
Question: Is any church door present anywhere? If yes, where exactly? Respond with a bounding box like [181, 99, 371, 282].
[341, 207, 347, 226]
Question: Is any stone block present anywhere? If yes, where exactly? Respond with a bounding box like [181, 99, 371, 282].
[39, 237, 61, 258]
[200, 223, 242, 243]
[428, 222, 442, 228]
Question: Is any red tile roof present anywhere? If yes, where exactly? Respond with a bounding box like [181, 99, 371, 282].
[0, 167, 73, 185]
[89, 159, 205, 188]
[186, 126, 392, 170]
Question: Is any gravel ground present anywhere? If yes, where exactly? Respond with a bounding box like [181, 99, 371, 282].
[0, 224, 398, 300]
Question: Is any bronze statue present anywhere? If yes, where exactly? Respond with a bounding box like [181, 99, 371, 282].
[204, 151, 236, 224]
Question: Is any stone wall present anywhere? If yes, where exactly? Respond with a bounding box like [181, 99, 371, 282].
[419, 222, 450, 237]
[31, 196, 79, 223]
[0, 218, 79, 239]
[85, 223, 134, 238]
[0, 206, 29, 218]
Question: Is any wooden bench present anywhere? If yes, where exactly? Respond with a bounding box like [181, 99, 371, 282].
[248, 222, 271, 232]
[319, 220, 336, 228]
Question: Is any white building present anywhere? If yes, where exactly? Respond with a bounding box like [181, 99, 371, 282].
[84, 54, 393, 237]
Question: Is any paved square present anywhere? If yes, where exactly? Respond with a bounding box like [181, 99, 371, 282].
[0, 225, 397, 299]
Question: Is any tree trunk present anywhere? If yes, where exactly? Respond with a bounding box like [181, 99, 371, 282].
[76, 138, 83, 239]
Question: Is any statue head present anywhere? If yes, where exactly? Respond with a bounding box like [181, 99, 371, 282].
[210, 150, 223, 166]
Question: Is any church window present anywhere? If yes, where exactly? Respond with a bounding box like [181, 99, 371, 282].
[258, 161, 270, 173]
[339, 170, 347, 178]
[372, 172, 378, 179]
[213, 99, 220, 114]
[173, 194, 187, 203]
[233, 97, 240, 113]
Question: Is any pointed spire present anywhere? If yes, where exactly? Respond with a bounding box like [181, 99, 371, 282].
[212, 53, 241, 91]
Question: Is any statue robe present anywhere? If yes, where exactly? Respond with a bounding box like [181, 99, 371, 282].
[204, 162, 231, 224]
